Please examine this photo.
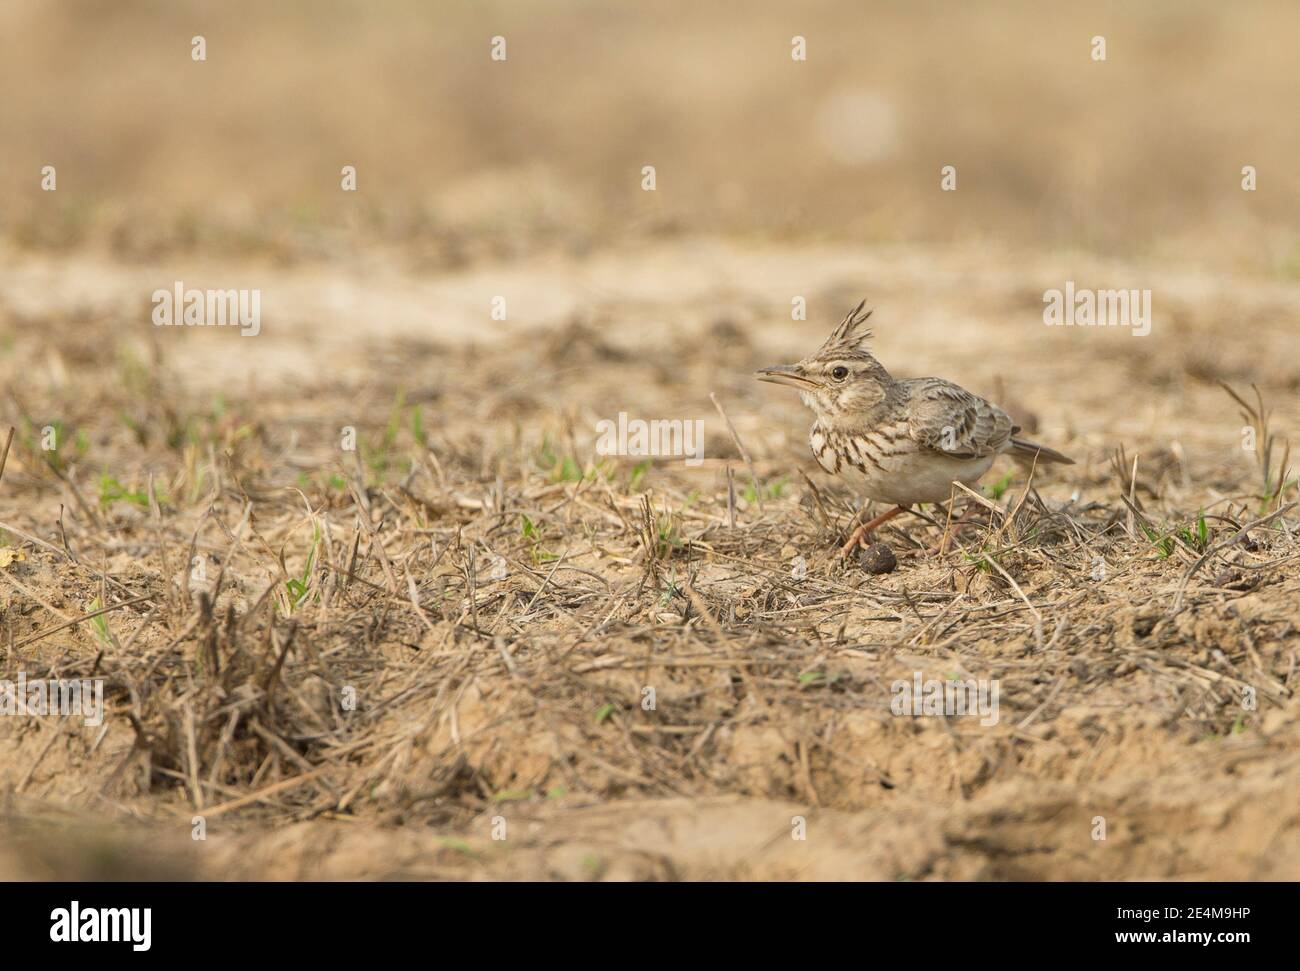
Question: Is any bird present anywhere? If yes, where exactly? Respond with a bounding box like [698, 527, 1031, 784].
[756, 300, 1074, 556]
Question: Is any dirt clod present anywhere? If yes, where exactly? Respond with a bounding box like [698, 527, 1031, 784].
[859, 543, 899, 574]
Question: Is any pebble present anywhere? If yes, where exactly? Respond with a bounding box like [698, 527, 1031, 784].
[858, 542, 897, 574]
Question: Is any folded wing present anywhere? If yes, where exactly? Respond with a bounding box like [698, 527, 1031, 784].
[905, 379, 1015, 460]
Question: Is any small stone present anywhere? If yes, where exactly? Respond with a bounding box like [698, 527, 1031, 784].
[1132, 613, 1158, 638]
[858, 542, 897, 574]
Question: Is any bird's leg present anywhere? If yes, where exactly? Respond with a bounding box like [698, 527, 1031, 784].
[935, 503, 978, 555]
[839, 504, 908, 556]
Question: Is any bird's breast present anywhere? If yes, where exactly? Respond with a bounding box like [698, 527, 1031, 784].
[809, 424, 840, 474]
[809, 423, 995, 504]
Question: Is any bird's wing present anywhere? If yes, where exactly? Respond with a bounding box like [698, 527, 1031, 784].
[904, 379, 1015, 459]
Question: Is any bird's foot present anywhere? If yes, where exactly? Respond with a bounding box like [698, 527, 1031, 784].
[838, 504, 910, 558]
[838, 522, 873, 557]
[897, 535, 960, 559]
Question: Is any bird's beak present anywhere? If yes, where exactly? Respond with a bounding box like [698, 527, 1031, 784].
[755, 364, 817, 389]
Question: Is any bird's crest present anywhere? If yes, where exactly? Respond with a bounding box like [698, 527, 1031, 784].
[818, 299, 874, 356]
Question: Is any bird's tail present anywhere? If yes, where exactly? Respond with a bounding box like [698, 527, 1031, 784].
[1008, 437, 1075, 466]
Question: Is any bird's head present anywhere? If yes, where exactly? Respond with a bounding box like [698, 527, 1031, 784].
[756, 300, 894, 424]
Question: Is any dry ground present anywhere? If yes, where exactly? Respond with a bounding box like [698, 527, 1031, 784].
[4, 0, 1300, 881]
[2, 238, 1299, 880]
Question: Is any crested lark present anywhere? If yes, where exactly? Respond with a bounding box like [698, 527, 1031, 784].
[757, 300, 1074, 555]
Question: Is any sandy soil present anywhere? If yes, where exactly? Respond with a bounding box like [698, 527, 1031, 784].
[2, 236, 1298, 880]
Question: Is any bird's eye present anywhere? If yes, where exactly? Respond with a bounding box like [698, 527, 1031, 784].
[830, 366, 849, 381]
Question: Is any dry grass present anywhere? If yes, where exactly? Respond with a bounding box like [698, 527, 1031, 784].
[3, 0, 1300, 881]
[2, 280, 1299, 879]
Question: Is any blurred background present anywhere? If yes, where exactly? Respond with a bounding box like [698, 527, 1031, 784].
[3, 0, 1298, 272]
